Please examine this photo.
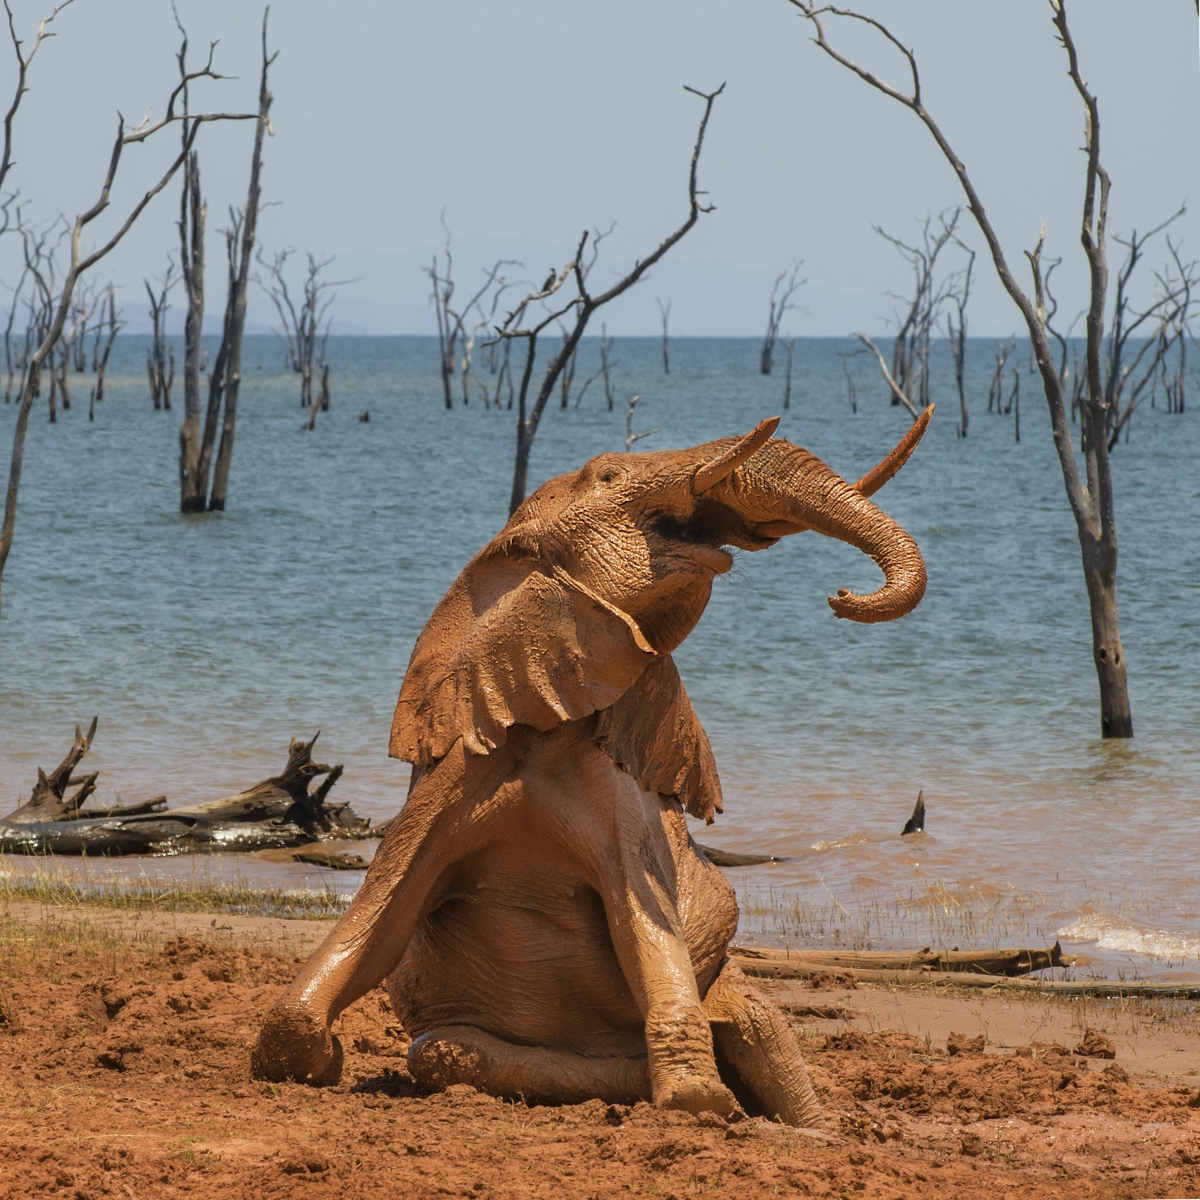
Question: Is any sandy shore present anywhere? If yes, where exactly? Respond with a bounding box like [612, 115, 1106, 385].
[3, 900, 1199, 1199]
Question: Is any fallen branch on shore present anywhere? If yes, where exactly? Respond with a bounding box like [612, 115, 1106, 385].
[731, 944, 1075, 977]
[0, 724, 376, 857]
[730, 944, 1200, 997]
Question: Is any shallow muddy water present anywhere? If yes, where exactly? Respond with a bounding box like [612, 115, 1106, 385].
[1, 335, 1196, 976]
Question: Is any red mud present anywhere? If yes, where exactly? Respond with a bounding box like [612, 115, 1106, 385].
[2, 917, 1200, 1199]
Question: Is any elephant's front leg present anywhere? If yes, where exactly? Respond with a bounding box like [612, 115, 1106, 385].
[580, 772, 736, 1116]
[252, 746, 502, 1085]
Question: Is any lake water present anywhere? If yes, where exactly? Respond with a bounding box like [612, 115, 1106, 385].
[1, 335, 1197, 978]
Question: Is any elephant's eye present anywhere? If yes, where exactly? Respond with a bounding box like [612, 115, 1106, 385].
[599, 469, 618, 484]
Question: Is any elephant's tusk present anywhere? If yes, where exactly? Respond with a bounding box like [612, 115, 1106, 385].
[850, 405, 933, 497]
[693, 416, 780, 494]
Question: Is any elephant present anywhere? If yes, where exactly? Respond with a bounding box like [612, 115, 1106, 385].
[251, 409, 931, 1127]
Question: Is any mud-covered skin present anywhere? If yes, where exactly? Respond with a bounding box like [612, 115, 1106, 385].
[251, 416, 931, 1124]
[388, 730, 736, 1058]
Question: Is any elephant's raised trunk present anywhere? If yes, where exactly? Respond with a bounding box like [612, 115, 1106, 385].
[714, 440, 927, 624]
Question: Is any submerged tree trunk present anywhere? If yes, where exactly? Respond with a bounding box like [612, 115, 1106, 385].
[796, 1, 1133, 738]
[177, 150, 209, 513]
[213, 22, 276, 511]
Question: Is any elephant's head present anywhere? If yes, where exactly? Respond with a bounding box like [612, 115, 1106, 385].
[391, 411, 930, 767]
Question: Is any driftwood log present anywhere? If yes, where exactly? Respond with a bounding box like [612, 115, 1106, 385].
[730, 943, 1076, 979]
[0, 724, 375, 857]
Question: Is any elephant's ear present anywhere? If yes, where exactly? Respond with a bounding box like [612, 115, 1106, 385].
[595, 654, 723, 824]
[390, 551, 657, 766]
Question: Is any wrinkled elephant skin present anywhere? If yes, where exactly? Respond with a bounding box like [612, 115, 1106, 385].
[251, 413, 931, 1126]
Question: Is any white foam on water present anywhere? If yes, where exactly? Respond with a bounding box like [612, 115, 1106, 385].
[1058, 914, 1200, 964]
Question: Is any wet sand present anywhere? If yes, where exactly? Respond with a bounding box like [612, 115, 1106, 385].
[3, 900, 1200, 1199]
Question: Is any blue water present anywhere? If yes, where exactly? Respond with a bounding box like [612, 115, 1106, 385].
[1, 335, 1197, 973]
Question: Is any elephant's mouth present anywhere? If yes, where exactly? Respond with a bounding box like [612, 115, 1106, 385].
[651, 506, 774, 564]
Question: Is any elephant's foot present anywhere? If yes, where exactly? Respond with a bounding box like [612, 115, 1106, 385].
[644, 1004, 738, 1118]
[703, 959, 824, 1128]
[408, 1024, 650, 1105]
[250, 1002, 343, 1086]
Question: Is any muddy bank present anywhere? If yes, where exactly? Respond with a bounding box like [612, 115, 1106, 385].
[3, 902, 1200, 1199]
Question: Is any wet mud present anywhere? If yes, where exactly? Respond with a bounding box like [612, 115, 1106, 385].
[2, 913, 1200, 1199]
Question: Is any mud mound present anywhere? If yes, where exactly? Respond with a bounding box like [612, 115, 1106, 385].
[2, 924, 1199, 1198]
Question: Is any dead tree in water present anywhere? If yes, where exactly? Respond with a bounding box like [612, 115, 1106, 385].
[175, 134, 208, 511]
[623, 394, 657, 451]
[795, 0, 1136, 737]
[423, 216, 517, 409]
[946, 243, 974, 436]
[1100, 213, 1196, 448]
[0, 5, 254, 615]
[494, 84, 723, 515]
[258, 247, 346, 419]
[657, 297, 671, 373]
[1007, 365, 1020, 442]
[88, 283, 121, 421]
[207, 11, 275, 509]
[841, 358, 858, 413]
[987, 336, 1014, 413]
[781, 336, 796, 408]
[145, 262, 177, 410]
[876, 210, 957, 408]
[760, 261, 803, 374]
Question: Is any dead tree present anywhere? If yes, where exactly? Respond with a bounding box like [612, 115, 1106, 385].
[207, 11, 275, 510]
[3, 250, 29, 403]
[1007, 365, 1020, 441]
[571, 322, 615, 411]
[1100, 213, 1196, 448]
[946, 243, 974, 436]
[876, 210, 958, 407]
[841, 358, 858, 413]
[557, 324, 578, 409]
[88, 283, 120, 421]
[0, 4, 254, 615]
[494, 83, 723, 515]
[623, 394, 657, 451]
[422, 216, 517, 410]
[0, 728, 374, 856]
[5, 716, 100, 822]
[425, 211, 457, 410]
[760, 261, 803, 374]
[782, 336, 796, 408]
[795, 0, 1136, 737]
[257, 247, 347, 417]
[657, 297, 671, 373]
[458, 264, 515, 408]
[145, 261, 177, 410]
[987, 336, 1015, 413]
[176, 133, 207, 511]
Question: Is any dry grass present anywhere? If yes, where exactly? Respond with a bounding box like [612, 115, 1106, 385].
[0, 856, 349, 920]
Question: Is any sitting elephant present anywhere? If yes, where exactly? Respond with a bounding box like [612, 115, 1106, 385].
[251, 410, 930, 1126]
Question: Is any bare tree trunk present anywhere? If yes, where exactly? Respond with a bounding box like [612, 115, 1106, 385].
[177, 150, 208, 513]
[794, 0, 1134, 738]
[211, 18, 274, 511]
[657, 297, 671, 374]
[782, 336, 795, 408]
[1010, 367, 1020, 442]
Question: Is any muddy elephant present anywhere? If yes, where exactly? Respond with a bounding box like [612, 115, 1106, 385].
[251, 410, 931, 1126]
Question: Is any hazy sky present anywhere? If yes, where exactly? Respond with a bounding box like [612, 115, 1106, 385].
[3, 0, 1197, 336]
